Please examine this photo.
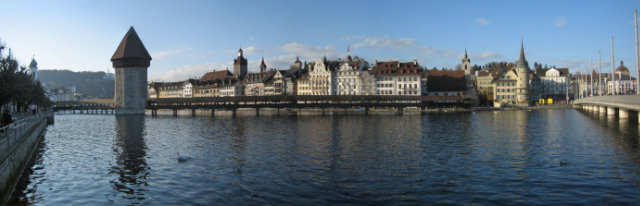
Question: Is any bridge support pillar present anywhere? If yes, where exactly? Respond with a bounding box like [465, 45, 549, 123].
[191, 109, 196, 117]
[173, 109, 178, 117]
[277, 108, 280, 116]
[619, 109, 629, 119]
[211, 109, 215, 117]
[256, 108, 260, 117]
[607, 107, 616, 116]
[365, 107, 369, 115]
[232, 108, 236, 117]
[396, 107, 403, 115]
[600, 106, 607, 114]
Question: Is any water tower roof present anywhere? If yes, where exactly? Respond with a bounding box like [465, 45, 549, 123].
[111, 27, 152, 68]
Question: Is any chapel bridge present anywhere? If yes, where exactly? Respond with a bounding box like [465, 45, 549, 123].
[150, 95, 468, 116]
[52, 95, 469, 116]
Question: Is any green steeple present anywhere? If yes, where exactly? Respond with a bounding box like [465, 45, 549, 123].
[515, 40, 529, 69]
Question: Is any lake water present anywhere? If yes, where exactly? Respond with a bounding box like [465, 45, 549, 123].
[9, 109, 640, 205]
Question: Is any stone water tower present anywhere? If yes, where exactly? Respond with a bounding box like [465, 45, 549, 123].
[111, 27, 152, 115]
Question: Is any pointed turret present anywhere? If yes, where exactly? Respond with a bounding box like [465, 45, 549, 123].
[259, 56, 267, 72]
[464, 48, 469, 59]
[515, 40, 529, 70]
[111, 27, 152, 68]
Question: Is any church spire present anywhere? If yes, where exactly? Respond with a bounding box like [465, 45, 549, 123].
[464, 47, 468, 59]
[259, 56, 267, 72]
[516, 40, 529, 70]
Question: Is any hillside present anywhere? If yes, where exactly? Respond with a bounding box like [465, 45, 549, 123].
[37, 70, 114, 98]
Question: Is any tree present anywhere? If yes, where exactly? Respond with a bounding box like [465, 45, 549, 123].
[0, 40, 51, 111]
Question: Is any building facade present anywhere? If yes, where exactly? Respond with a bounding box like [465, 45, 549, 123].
[373, 60, 422, 95]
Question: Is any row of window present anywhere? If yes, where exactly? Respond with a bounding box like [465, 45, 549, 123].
[498, 95, 516, 99]
[375, 76, 419, 81]
[376, 91, 419, 95]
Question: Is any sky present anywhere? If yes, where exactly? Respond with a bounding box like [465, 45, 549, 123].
[0, 0, 639, 81]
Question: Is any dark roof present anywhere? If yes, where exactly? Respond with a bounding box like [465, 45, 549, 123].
[515, 41, 529, 70]
[244, 70, 277, 83]
[616, 61, 629, 73]
[373, 60, 423, 75]
[111, 27, 152, 68]
[201, 70, 233, 82]
[476, 70, 491, 77]
[535, 68, 570, 77]
[427, 70, 467, 92]
[259, 57, 267, 70]
[29, 58, 37, 69]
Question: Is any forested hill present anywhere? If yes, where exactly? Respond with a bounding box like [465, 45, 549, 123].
[37, 70, 114, 98]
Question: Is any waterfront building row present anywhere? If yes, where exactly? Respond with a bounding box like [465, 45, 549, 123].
[148, 42, 586, 107]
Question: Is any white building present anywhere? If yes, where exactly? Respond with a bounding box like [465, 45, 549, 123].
[536, 68, 570, 102]
[373, 60, 423, 95]
[335, 55, 368, 95]
[182, 79, 197, 98]
[219, 78, 244, 97]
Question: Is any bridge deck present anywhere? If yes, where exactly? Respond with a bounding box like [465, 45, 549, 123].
[574, 95, 640, 111]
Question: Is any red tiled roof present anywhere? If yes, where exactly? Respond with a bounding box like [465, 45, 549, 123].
[373, 61, 423, 75]
[200, 70, 233, 82]
[427, 70, 466, 92]
[111, 27, 152, 68]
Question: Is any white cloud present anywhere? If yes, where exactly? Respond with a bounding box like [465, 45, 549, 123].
[279, 42, 340, 60]
[339, 35, 366, 41]
[441, 49, 457, 58]
[555, 16, 567, 27]
[476, 18, 490, 26]
[475, 51, 503, 60]
[351, 36, 418, 50]
[415, 46, 437, 55]
[150, 49, 184, 60]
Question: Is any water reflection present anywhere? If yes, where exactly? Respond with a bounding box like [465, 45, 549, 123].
[111, 115, 149, 200]
[230, 117, 248, 175]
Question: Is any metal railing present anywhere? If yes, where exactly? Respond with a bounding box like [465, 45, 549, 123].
[0, 111, 51, 158]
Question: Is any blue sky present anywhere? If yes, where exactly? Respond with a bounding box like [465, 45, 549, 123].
[0, 0, 638, 81]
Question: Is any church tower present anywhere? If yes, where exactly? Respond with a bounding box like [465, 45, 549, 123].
[515, 40, 530, 106]
[259, 57, 267, 73]
[462, 49, 471, 75]
[29, 57, 38, 80]
[234, 48, 248, 78]
[111, 27, 152, 115]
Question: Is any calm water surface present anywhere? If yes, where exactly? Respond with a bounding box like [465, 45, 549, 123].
[9, 109, 640, 205]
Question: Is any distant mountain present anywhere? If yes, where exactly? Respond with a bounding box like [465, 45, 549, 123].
[37, 70, 114, 99]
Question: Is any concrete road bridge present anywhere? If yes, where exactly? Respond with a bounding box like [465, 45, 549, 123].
[573, 95, 640, 121]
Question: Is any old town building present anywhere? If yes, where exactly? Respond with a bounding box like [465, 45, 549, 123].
[373, 60, 423, 95]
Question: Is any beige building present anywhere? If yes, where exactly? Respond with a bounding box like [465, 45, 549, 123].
[296, 73, 312, 95]
[493, 42, 530, 107]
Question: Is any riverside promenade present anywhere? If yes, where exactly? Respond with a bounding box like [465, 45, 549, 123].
[0, 111, 53, 205]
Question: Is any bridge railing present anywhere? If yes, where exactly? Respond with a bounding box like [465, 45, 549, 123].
[0, 110, 51, 161]
[574, 95, 640, 105]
